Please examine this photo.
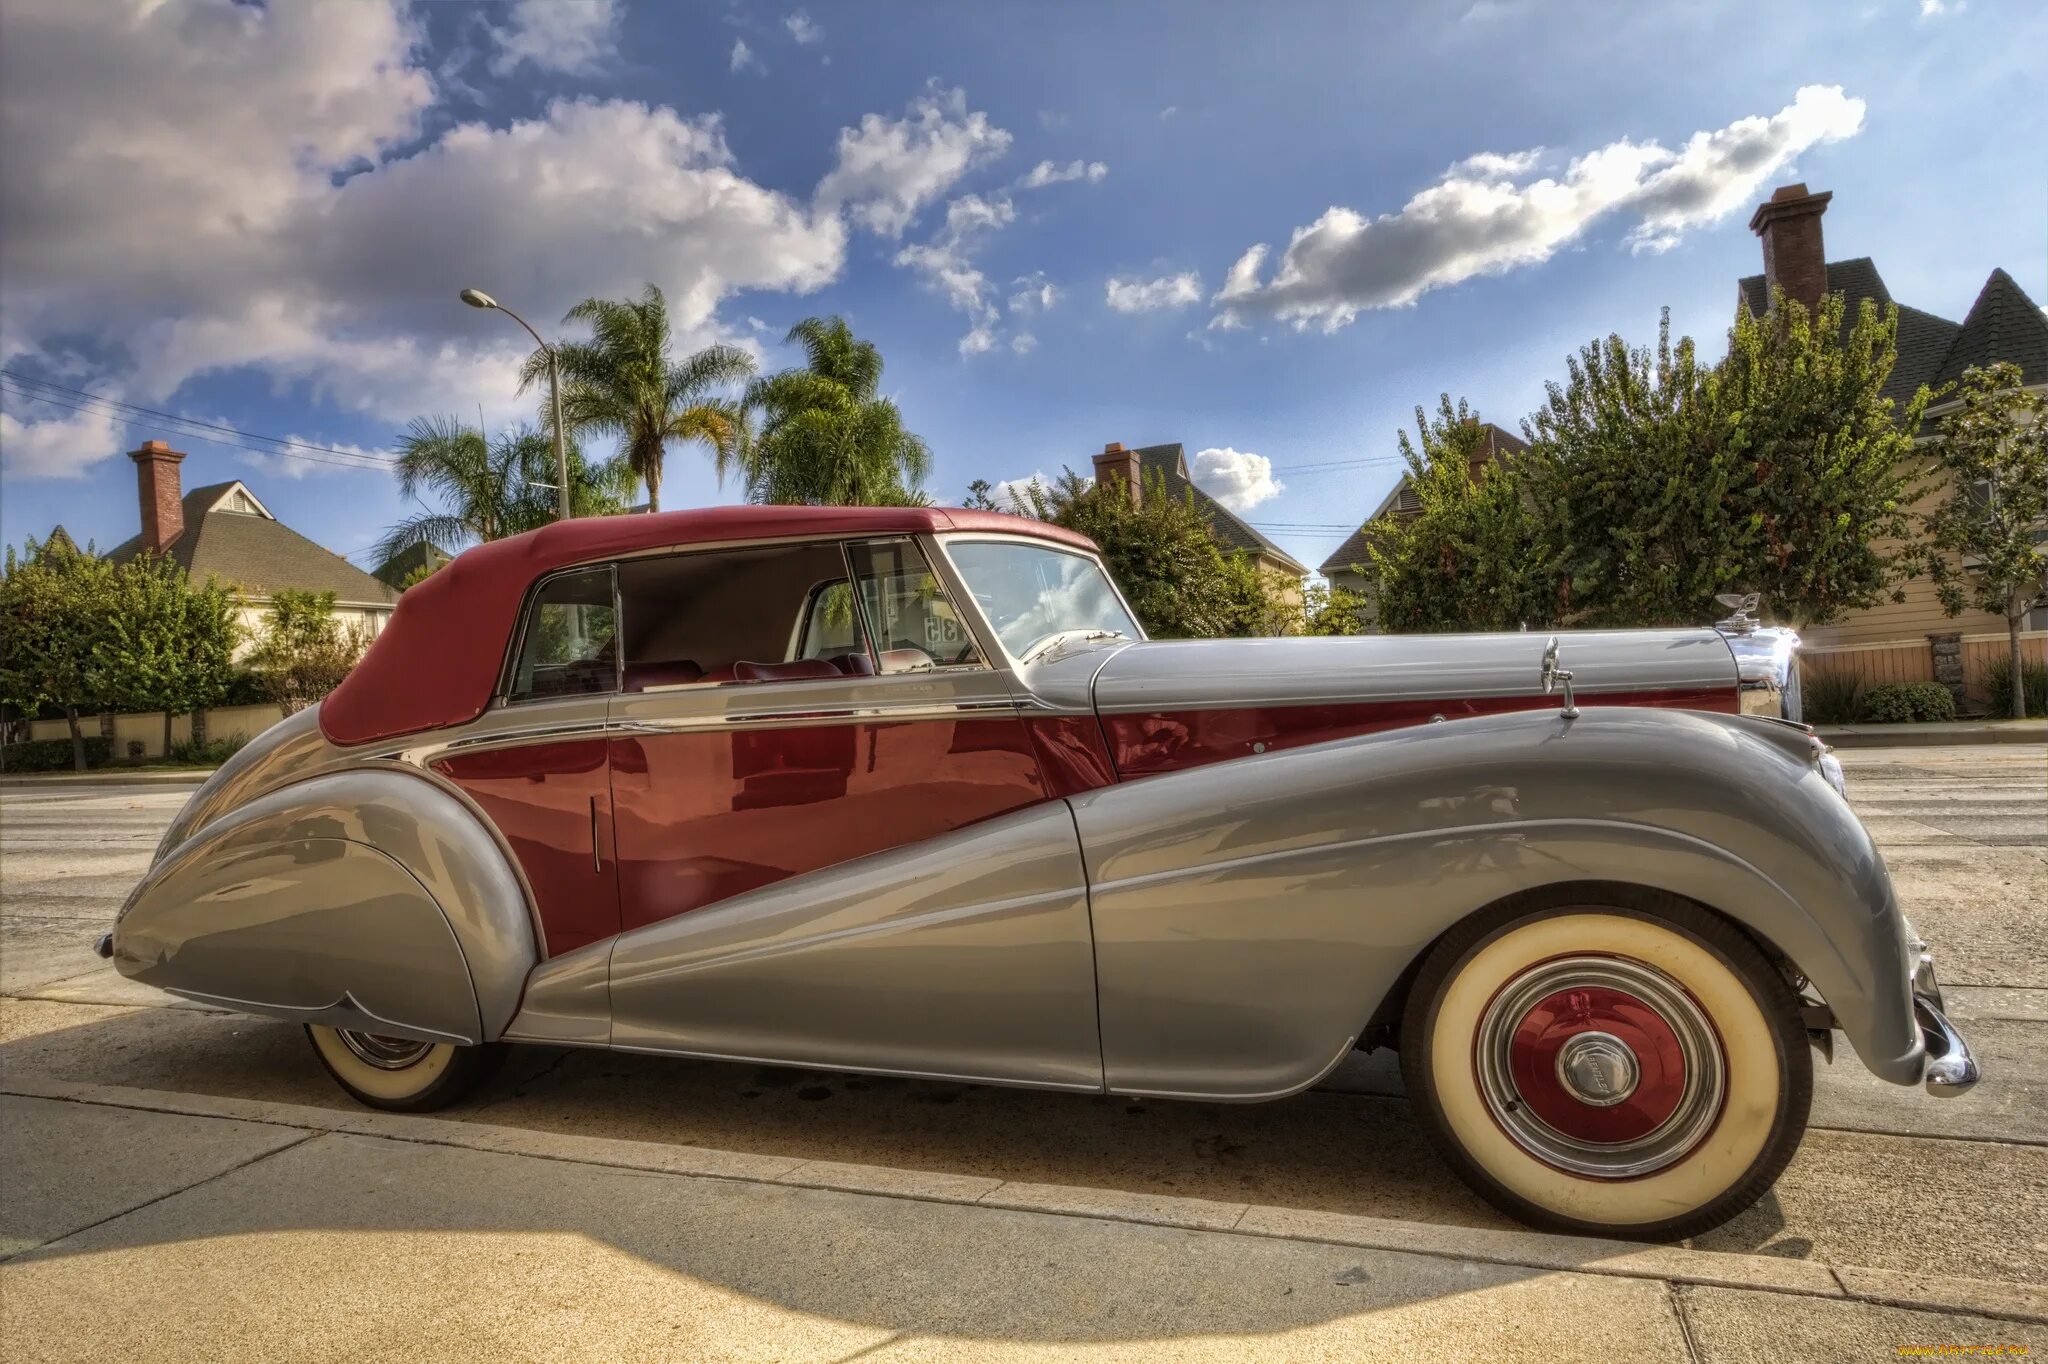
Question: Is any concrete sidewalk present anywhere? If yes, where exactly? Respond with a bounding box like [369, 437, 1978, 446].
[2, 1080, 2042, 1363]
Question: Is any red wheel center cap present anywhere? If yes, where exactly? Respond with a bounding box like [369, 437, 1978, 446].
[1509, 986, 1686, 1144]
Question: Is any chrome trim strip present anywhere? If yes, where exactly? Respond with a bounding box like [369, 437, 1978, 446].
[160, 986, 478, 1047]
[1087, 684, 1708, 716]
[603, 1042, 1104, 1094]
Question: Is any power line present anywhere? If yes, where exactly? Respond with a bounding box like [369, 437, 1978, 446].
[0, 371, 397, 472]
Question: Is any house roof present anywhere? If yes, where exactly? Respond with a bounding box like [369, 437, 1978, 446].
[373, 541, 453, 590]
[105, 480, 398, 606]
[1317, 423, 1527, 576]
[321, 504, 1097, 748]
[1131, 443, 1307, 576]
[1934, 268, 2048, 389]
[1737, 258, 2045, 409]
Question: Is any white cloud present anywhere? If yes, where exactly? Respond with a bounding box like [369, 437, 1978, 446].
[1190, 447, 1284, 512]
[814, 85, 1012, 238]
[990, 470, 1067, 509]
[1159, 106, 1179, 121]
[0, 392, 124, 480]
[1010, 333, 1037, 355]
[730, 38, 761, 74]
[894, 194, 1020, 357]
[1447, 148, 1544, 179]
[1211, 85, 1866, 332]
[490, 0, 621, 77]
[1009, 273, 1061, 313]
[784, 10, 822, 44]
[1019, 158, 1108, 189]
[1105, 272, 1204, 312]
[1919, 0, 1959, 16]
[0, 1, 848, 478]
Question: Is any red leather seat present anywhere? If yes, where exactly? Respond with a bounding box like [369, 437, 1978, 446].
[835, 652, 876, 676]
[732, 658, 842, 683]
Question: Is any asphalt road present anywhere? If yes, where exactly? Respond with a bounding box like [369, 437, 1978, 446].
[3, 747, 2043, 1290]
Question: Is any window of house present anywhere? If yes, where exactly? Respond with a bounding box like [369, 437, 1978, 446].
[508, 566, 618, 701]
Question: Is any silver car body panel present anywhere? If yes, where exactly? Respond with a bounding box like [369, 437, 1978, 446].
[1087, 629, 1739, 715]
[116, 767, 538, 1043]
[1073, 704, 1920, 1096]
[596, 800, 1101, 1089]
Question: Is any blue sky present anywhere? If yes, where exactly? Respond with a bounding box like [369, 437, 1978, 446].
[3, 0, 2043, 574]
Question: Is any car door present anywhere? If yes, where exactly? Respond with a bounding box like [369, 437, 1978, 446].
[602, 535, 1102, 1089]
[429, 563, 622, 958]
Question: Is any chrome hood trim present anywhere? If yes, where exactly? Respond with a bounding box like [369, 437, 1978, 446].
[1086, 630, 1739, 715]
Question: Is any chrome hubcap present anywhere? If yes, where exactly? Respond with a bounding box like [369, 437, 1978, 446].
[1475, 955, 1725, 1179]
[335, 1030, 434, 1070]
[1555, 1031, 1639, 1107]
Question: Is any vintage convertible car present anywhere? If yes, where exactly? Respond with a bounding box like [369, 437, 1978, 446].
[103, 505, 1976, 1238]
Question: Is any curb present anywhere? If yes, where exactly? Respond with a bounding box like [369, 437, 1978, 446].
[1816, 723, 2047, 748]
[5, 1075, 2043, 1327]
[0, 769, 216, 788]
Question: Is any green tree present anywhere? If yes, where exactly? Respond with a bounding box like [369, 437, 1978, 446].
[1524, 295, 1928, 628]
[0, 535, 117, 770]
[375, 418, 631, 565]
[522, 284, 755, 512]
[95, 554, 240, 755]
[1004, 469, 1266, 638]
[246, 590, 369, 715]
[1921, 362, 2048, 719]
[1367, 396, 1552, 633]
[961, 478, 999, 511]
[742, 317, 932, 505]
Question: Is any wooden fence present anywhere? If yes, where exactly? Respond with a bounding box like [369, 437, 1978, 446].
[1801, 630, 2047, 712]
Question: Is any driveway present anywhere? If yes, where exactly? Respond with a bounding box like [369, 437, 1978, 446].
[3, 747, 2043, 1360]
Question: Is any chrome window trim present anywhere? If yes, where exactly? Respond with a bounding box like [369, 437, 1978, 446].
[499, 562, 622, 705]
[846, 535, 993, 676]
[927, 532, 1147, 671]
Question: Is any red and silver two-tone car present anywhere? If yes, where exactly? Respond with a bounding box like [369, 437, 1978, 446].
[104, 505, 1975, 1238]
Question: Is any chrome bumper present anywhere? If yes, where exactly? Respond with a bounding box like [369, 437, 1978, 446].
[1911, 950, 1979, 1097]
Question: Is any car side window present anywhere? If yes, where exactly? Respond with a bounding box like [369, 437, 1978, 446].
[509, 566, 618, 701]
[847, 539, 984, 671]
[616, 540, 874, 689]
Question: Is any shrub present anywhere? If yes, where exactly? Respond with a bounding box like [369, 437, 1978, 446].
[1857, 681, 1957, 724]
[166, 733, 249, 766]
[0, 736, 113, 772]
[1802, 665, 1864, 726]
[1979, 655, 2048, 719]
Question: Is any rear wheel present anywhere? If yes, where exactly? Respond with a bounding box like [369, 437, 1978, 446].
[1399, 894, 1810, 1240]
[306, 1025, 503, 1112]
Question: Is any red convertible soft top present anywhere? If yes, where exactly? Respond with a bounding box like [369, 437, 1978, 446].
[321, 505, 1097, 748]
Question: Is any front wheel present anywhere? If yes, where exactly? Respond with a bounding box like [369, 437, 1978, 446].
[1400, 894, 1811, 1240]
[306, 1025, 503, 1112]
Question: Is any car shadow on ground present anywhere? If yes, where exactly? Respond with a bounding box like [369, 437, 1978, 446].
[0, 999, 1811, 1264]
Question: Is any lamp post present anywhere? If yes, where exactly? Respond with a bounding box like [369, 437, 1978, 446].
[460, 288, 570, 520]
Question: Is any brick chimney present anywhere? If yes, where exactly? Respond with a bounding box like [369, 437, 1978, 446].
[1749, 183, 1832, 315]
[130, 440, 187, 554]
[1092, 441, 1142, 507]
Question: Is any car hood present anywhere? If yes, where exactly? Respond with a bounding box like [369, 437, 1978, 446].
[1066, 628, 1739, 717]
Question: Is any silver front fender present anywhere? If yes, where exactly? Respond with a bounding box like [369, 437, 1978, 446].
[113, 768, 537, 1045]
[1069, 706, 1922, 1100]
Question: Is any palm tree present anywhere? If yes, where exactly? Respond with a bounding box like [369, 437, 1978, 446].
[374, 418, 633, 567]
[741, 316, 933, 506]
[519, 285, 755, 512]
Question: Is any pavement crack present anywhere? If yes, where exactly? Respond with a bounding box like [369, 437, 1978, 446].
[1667, 1281, 1707, 1364]
[0, 1129, 321, 1265]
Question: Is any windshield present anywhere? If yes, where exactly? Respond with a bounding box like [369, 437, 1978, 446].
[946, 540, 1141, 659]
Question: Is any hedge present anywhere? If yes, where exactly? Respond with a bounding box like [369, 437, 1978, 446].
[1855, 681, 1957, 724]
[0, 736, 114, 771]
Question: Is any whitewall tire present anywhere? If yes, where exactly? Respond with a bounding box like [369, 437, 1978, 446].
[1400, 893, 1811, 1240]
[306, 1025, 503, 1112]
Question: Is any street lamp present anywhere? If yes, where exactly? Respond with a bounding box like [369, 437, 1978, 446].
[460, 288, 570, 521]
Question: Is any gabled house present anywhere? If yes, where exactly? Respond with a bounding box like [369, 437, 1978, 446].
[1316, 421, 1527, 622]
[1091, 442, 1308, 591]
[1737, 184, 2048, 699]
[106, 440, 397, 650]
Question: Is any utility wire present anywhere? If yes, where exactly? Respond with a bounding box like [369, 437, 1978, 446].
[0, 371, 396, 471]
